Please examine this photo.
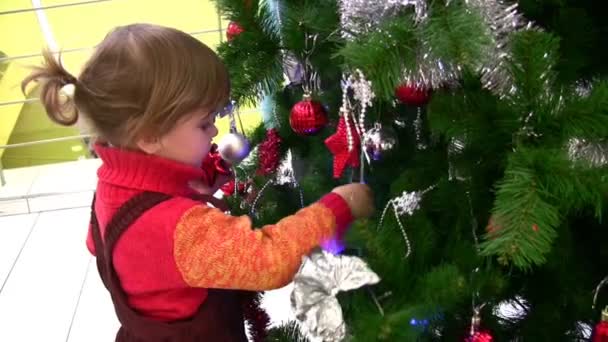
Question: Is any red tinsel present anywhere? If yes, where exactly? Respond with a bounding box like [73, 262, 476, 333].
[324, 115, 361, 178]
[242, 292, 270, 342]
[465, 331, 494, 342]
[201, 144, 232, 187]
[395, 84, 431, 106]
[257, 129, 282, 175]
[593, 321, 608, 342]
[226, 21, 244, 41]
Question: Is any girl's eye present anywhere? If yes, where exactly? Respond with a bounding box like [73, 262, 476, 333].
[200, 117, 215, 130]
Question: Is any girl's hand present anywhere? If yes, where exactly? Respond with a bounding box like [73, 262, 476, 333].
[331, 183, 375, 219]
[189, 170, 234, 195]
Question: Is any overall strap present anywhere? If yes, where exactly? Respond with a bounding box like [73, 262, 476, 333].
[90, 191, 172, 288]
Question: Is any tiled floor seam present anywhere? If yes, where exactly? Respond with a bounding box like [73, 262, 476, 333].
[65, 256, 93, 342]
[0, 212, 40, 295]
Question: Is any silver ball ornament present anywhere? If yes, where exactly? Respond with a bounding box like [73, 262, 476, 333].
[363, 123, 398, 161]
[218, 133, 250, 164]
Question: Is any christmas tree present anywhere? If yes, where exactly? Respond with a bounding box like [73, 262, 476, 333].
[212, 0, 608, 340]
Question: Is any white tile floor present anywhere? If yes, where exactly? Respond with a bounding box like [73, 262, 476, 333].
[0, 160, 294, 342]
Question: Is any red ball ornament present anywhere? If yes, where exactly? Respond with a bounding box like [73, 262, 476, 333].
[465, 331, 494, 342]
[226, 21, 244, 41]
[395, 84, 430, 106]
[289, 94, 328, 135]
[593, 309, 608, 342]
[465, 307, 493, 342]
[593, 322, 608, 342]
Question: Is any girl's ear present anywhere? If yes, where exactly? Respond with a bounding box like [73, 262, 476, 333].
[135, 135, 162, 155]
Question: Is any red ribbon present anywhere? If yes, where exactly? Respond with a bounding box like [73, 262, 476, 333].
[201, 144, 232, 186]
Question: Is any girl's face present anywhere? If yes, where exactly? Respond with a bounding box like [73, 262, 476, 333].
[142, 107, 219, 167]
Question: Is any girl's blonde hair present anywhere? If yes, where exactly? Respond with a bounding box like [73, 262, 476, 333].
[22, 23, 230, 147]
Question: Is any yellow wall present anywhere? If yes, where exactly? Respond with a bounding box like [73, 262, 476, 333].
[0, 0, 260, 168]
[2, 86, 89, 168]
[0, 62, 27, 161]
[0, 2, 47, 160]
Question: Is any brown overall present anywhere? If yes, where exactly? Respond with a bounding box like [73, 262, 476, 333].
[90, 191, 248, 342]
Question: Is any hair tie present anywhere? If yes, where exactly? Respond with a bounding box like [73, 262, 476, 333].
[63, 73, 77, 84]
[60, 83, 76, 98]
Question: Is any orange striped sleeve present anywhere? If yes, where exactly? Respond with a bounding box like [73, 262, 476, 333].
[173, 202, 343, 291]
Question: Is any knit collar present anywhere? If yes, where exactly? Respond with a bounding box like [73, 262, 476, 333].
[95, 143, 203, 196]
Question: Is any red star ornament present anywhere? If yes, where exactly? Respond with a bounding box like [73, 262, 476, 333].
[324, 115, 361, 178]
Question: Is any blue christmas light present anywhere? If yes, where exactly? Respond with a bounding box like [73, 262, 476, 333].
[321, 237, 345, 254]
[410, 317, 430, 328]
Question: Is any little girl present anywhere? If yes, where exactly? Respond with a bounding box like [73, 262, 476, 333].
[22, 24, 373, 341]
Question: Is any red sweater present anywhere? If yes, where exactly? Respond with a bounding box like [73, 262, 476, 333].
[87, 144, 353, 321]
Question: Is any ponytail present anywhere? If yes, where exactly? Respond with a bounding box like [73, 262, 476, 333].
[21, 49, 79, 126]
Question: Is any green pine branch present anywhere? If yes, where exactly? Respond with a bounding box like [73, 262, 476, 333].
[427, 77, 516, 151]
[480, 149, 561, 270]
[267, 321, 309, 342]
[337, 15, 418, 100]
[503, 30, 561, 143]
[536, 149, 608, 218]
[558, 80, 608, 141]
[281, 0, 340, 44]
[213, 0, 259, 24]
[216, 32, 282, 106]
[212, 0, 283, 106]
[423, 0, 493, 68]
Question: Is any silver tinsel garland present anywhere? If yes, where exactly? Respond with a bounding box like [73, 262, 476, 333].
[566, 83, 607, 168]
[339, 0, 530, 94]
[568, 138, 608, 167]
[339, 0, 426, 40]
[465, 0, 529, 96]
[403, 47, 462, 91]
